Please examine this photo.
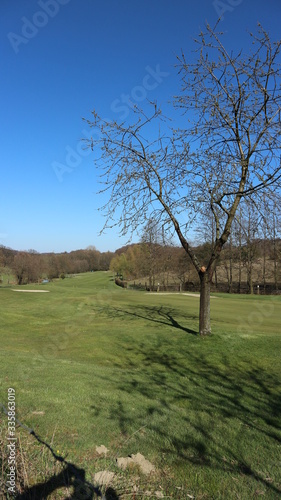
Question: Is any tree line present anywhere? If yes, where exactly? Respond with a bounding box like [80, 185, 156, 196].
[0, 246, 113, 285]
[110, 207, 281, 295]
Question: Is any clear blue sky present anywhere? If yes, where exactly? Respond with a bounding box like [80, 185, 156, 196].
[1, 0, 280, 253]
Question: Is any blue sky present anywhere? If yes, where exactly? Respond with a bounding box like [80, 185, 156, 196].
[1, 0, 280, 253]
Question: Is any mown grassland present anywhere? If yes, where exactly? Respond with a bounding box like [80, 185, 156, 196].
[0, 272, 280, 498]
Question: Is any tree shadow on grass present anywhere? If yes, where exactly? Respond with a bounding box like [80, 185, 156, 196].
[91, 341, 281, 496]
[105, 305, 198, 335]
[16, 464, 96, 500]
[15, 431, 119, 500]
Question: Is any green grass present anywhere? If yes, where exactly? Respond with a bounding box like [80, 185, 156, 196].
[0, 272, 280, 498]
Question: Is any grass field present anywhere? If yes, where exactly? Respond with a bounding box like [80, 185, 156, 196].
[0, 272, 280, 499]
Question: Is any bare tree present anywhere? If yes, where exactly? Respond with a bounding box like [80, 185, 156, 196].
[84, 23, 281, 335]
[269, 196, 281, 291]
[140, 219, 163, 290]
[12, 252, 43, 285]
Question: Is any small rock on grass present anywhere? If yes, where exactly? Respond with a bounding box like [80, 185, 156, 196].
[155, 492, 164, 499]
[93, 470, 115, 485]
[96, 445, 109, 455]
[116, 453, 155, 474]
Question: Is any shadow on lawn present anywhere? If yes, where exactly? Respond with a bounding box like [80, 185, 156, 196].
[91, 332, 281, 496]
[105, 305, 198, 335]
[15, 431, 119, 500]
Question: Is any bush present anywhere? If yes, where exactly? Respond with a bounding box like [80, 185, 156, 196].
[115, 277, 127, 288]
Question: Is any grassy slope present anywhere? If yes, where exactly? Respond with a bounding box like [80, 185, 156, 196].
[0, 273, 280, 498]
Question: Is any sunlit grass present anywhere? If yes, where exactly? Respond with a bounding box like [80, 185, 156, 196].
[0, 272, 280, 498]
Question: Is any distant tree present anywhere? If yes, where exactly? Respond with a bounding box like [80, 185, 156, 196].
[99, 251, 114, 271]
[12, 253, 26, 285]
[232, 207, 244, 293]
[0, 250, 5, 284]
[220, 236, 234, 293]
[71, 259, 89, 274]
[173, 247, 196, 288]
[46, 254, 60, 279]
[110, 253, 128, 278]
[140, 220, 163, 290]
[269, 197, 281, 290]
[0, 246, 16, 268]
[241, 205, 260, 294]
[85, 23, 281, 334]
[257, 192, 278, 292]
[86, 245, 97, 251]
[85, 246, 101, 271]
[0, 249, 4, 269]
[124, 245, 143, 280]
[12, 252, 43, 284]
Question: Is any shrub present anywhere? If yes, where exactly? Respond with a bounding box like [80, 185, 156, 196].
[115, 277, 127, 288]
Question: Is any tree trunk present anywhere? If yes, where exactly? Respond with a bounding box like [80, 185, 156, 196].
[199, 271, 211, 335]
[214, 268, 218, 289]
[273, 217, 278, 292]
[237, 216, 242, 294]
[247, 265, 253, 294]
[263, 237, 266, 293]
[229, 237, 233, 293]
[247, 254, 254, 294]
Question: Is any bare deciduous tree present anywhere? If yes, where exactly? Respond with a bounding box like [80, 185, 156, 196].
[84, 23, 281, 335]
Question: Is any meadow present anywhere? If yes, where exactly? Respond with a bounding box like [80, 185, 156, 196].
[0, 272, 280, 499]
